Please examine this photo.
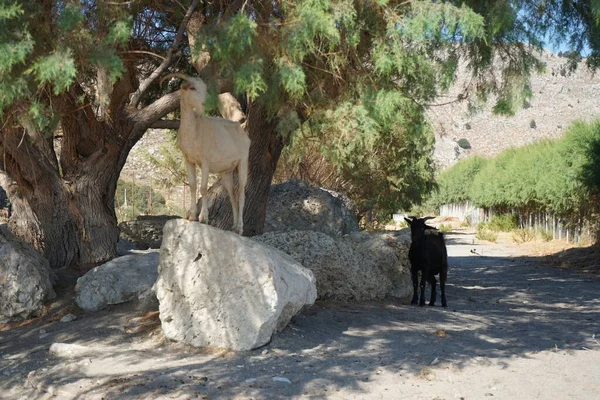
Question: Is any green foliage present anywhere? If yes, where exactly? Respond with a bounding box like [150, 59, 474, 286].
[233, 61, 267, 100]
[0, 1, 130, 124]
[430, 156, 488, 208]
[538, 228, 554, 242]
[488, 214, 517, 232]
[457, 138, 471, 149]
[512, 228, 536, 243]
[141, 132, 187, 189]
[438, 223, 452, 232]
[25, 49, 77, 95]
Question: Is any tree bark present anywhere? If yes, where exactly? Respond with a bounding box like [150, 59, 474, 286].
[205, 103, 284, 236]
[1, 119, 125, 271]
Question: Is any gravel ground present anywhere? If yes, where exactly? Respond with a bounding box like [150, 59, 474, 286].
[1, 230, 599, 400]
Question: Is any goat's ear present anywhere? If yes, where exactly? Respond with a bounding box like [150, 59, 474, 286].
[404, 217, 413, 225]
[423, 216, 435, 222]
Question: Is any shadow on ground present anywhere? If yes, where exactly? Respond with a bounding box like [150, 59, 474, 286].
[1, 233, 599, 399]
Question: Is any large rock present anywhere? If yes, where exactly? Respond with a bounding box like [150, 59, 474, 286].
[75, 250, 160, 312]
[157, 220, 317, 351]
[265, 180, 359, 236]
[0, 231, 56, 323]
[254, 230, 412, 302]
[118, 215, 179, 250]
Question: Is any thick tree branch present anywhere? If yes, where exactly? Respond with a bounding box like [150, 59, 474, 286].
[150, 119, 180, 129]
[131, 90, 181, 139]
[129, 0, 199, 107]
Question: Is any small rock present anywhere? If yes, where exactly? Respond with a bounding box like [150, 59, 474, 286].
[39, 333, 50, 339]
[49, 343, 92, 358]
[60, 314, 77, 323]
[431, 358, 440, 365]
[272, 376, 292, 384]
[244, 378, 257, 383]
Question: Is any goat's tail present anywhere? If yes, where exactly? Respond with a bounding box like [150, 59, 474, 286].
[160, 73, 194, 86]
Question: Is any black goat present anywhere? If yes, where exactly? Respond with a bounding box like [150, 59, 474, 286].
[405, 216, 448, 307]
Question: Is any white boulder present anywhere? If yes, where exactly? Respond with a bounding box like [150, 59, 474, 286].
[0, 230, 56, 323]
[75, 250, 159, 312]
[157, 219, 317, 351]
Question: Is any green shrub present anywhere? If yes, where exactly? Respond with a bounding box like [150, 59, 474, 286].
[476, 224, 498, 242]
[488, 214, 517, 232]
[538, 228, 554, 242]
[457, 138, 471, 149]
[512, 228, 536, 243]
[438, 223, 452, 232]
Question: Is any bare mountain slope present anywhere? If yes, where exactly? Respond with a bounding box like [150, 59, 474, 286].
[430, 50, 600, 169]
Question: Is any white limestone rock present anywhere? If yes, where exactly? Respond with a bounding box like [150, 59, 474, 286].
[157, 220, 317, 351]
[75, 250, 159, 312]
[0, 231, 55, 323]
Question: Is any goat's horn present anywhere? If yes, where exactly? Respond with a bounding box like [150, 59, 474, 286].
[423, 216, 435, 221]
[160, 73, 193, 86]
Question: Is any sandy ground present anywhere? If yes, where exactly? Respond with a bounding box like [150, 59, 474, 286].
[1, 230, 599, 400]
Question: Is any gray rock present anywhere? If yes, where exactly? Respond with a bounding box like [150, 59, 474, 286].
[0, 231, 56, 323]
[254, 229, 412, 302]
[49, 343, 93, 358]
[60, 314, 77, 323]
[75, 250, 159, 312]
[157, 220, 317, 351]
[265, 180, 359, 237]
[118, 215, 179, 250]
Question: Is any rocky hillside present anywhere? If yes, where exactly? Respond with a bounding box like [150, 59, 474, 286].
[430, 50, 600, 169]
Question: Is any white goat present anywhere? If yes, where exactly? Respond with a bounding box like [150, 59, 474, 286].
[162, 73, 251, 234]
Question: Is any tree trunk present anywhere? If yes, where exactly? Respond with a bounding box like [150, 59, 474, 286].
[206, 103, 284, 236]
[2, 124, 123, 271]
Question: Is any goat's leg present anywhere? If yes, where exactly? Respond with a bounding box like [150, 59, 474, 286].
[429, 276, 437, 306]
[198, 166, 210, 224]
[419, 271, 427, 306]
[185, 161, 198, 221]
[235, 158, 248, 235]
[410, 269, 419, 305]
[221, 172, 239, 231]
[440, 269, 448, 308]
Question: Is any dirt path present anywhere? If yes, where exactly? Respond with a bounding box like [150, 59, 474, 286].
[1, 232, 599, 400]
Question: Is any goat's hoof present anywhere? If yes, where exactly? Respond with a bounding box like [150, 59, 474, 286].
[428, 303, 436, 307]
[419, 303, 425, 307]
[187, 217, 199, 222]
[442, 303, 448, 308]
[410, 300, 418, 305]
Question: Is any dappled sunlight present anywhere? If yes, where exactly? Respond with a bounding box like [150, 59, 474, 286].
[1, 230, 599, 399]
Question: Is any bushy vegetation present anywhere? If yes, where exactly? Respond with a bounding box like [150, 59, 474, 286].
[438, 223, 452, 232]
[512, 228, 536, 243]
[114, 179, 167, 222]
[476, 224, 498, 242]
[432, 120, 600, 224]
[431, 156, 489, 207]
[457, 138, 471, 149]
[538, 228, 554, 242]
[488, 214, 518, 232]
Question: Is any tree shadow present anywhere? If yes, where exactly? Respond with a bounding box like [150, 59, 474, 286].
[1, 233, 599, 399]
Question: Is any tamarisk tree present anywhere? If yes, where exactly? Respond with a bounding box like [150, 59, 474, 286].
[1, 1, 598, 271]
